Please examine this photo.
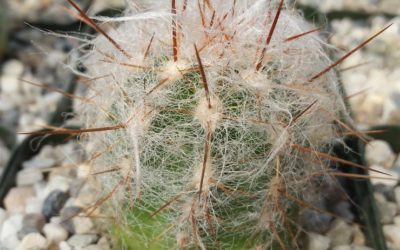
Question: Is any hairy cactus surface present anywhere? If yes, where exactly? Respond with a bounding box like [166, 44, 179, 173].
[75, 0, 350, 248]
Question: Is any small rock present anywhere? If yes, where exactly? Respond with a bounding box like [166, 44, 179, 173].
[394, 186, 400, 211]
[83, 245, 103, 250]
[352, 246, 373, 250]
[373, 183, 396, 202]
[25, 197, 43, 214]
[43, 222, 69, 244]
[17, 213, 46, 239]
[16, 233, 47, 250]
[369, 165, 399, 187]
[0, 142, 10, 168]
[332, 246, 351, 250]
[73, 217, 95, 234]
[374, 192, 397, 224]
[60, 206, 82, 234]
[67, 234, 99, 249]
[307, 232, 330, 250]
[75, 182, 98, 207]
[326, 219, 353, 247]
[394, 216, 400, 226]
[0, 214, 23, 249]
[0, 208, 7, 232]
[4, 186, 35, 213]
[300, 207, 333, 234]
[352, 225, 366, 246]
[43, 175, 71, 199]
[0, 59, 24, 94]
[97, 237, 111, 250]
[365, 140, 395, 168]
[59, 241, 72, 250]
[22, 157, 56, 170]
[42, 190, 69, 221]
[383, 224, 400, 248]
[16, 169, 43, 186]
[332, 201, 354, 222]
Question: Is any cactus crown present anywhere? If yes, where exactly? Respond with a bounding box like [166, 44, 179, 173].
[78, 0, 347, 248]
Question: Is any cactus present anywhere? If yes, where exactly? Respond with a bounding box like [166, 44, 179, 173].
[73, 0, 356, 249]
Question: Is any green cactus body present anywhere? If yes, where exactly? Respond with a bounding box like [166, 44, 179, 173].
[79, 0, 346, 248]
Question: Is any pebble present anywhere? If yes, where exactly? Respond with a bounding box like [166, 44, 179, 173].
[4, 186, 35, 213]
[394, 186, 400, 211]
[326, 219, 353, 247]
[59, 241, 72, 250]
[73, 217, 95, 234]
[0, 59, 24, 94]
[17, 213, 46, 239]
[42, 175, 71, 199]
[16, 169, 43, 186]
[374, 192, 397, 224]
[16, 233, 48, 250]
[369, 165, 399, 187]
[60, 206, 83, 234]
[25, 197, 44, 214]
[43, 222, 69, 244]
[383, 224, 400, 248]
[0, 142, 10, 168]
[365, 140, 396, 168]
[97, 237, 111, 250]
[300, 206, 333, 234]
[352, 225, 366, 246]
[22, 157, 56, 170]
[0, 214, 23, 249]
[42, 190, 70, 221]
[67, 234, 99, 249]
[307, 232, 330, 250]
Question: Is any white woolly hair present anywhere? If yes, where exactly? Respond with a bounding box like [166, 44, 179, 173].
[78, 0, 347, 248]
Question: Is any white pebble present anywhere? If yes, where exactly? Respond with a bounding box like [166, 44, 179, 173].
[16, 169, 43, 186]
[59, 241, 72, 250]
[326, 219, 353, 247]
[0, 214, 23, 249]
[43, 222, 68, 244]
[369, 165, 399, 187]
[4, 186, 35, 213]
[16, 233, 48, 250]
[73, 217, 95, 234]
[307, 232, 330, 250]
[365, 140, 395, 168]
[383, 224, 400, 248]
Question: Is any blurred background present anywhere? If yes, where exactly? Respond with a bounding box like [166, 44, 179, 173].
[0, 1, 399, 249]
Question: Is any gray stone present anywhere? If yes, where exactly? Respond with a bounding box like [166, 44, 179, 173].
[42, 190, 69, 221]
[17, 213, 46, 240]
[60, 206, 83, 234]
[307, 232, 330, 250]
[16, 233, 47, 250]
[300, 207, 333, 234]
[67, 234, 99, 249]
[394, 186, 400, 212]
